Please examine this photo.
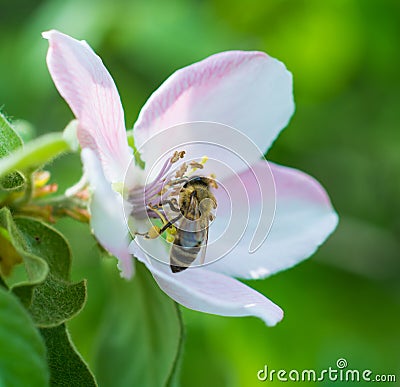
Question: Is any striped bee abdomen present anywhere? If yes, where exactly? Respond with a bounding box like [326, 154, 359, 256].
[170, 244, 201, 273]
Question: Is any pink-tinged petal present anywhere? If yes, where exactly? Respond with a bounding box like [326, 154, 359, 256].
[130, 239, 283, 326]
[133, 51, 294, 163]
[208, 161, 338, 279]
[43, 30, 132, 183]
[82, 148, 133, 278]
[137, 122, 270, 181]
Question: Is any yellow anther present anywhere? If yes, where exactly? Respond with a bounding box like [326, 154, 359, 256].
[201, 155, 208, 165]
[33, 171, 51, 188]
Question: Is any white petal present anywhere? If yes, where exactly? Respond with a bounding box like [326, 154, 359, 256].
[208, 161, 339, 279]
[43, 30, 132, 183]
[133, 51, 294, 165]
[137, 121, 269, 181]
[130, 238, 283, 326]
[82, 148, 133, 278]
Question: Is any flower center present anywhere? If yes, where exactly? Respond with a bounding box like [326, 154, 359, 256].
[129, 150, 218, 242]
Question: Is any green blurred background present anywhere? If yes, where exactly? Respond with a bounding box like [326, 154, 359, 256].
[1, 0, 399, 385]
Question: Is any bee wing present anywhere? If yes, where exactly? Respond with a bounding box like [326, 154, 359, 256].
[187, 191, 201, 220]
[170, 216, 209, 273]
[170, 194, 204, 273]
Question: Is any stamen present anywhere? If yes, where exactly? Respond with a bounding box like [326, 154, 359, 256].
[33, 171, 51, 188]
[189, 161, 204, 170]
[170, 150, 185, 163]
[129, 150, 219, 240]
[175, 163, 188, 178]
[188, 154, 209, 174]
[130, 149, 187, 207]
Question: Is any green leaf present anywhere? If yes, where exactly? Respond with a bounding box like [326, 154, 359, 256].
[94, 262, 184, 387]
[0, 132, 70, 178]
[12, 217, 87, 327]
[27, 274, 87, 327]
[0, 207, 48, 287]
[13, 217, 72, 281]
[0, 112, 23, 157]
[40, 324, 97, 386]
[0, 287, 49, 386]
[0, 275, 7, 289]
[0, 224, 23, 277]
[1, 215, 93, 383]
[0, 171, 25, 191]
[0, 112, 26, 191]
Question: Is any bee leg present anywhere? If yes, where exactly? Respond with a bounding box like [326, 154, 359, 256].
[136, 213, 182, 240]
[158, 198, 180, 213]
[158, 213, 183, 234]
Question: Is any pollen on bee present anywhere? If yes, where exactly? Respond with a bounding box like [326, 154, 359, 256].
[208, 174, 218, 189]
[166, 234, 175, 243]
[165, 225, 177, 243]
[147, 225, 161, 239]
[168, 225, 177, 235]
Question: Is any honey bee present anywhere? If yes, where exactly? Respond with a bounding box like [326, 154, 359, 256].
[166, 176, 217, 273]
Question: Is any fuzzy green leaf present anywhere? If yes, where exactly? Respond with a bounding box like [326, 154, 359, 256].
[40, 324, 97, 386]
[27, 274, 87, 327]
[12, 217, 87, 327]
[13, 217, 72, 280]
[0, 207, 48, 287]
[0, 112, 26, 191]
[0, 171, 26, 191]
[94, 262, 184, 387]
[0, 112, 23, 157]
[0, 225, 23, 278]
[0, 287, 49, 386]
[0, 132, 70, 178]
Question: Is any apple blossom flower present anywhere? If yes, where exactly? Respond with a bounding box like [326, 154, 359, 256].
[43, 30, 338, 326]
